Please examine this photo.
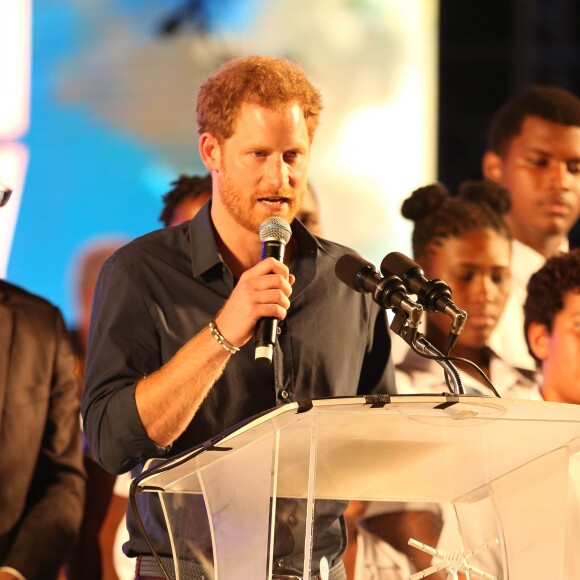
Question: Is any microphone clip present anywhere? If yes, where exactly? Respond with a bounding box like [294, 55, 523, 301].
[372, 274, 424, 344]
[377, 275, 424, 346]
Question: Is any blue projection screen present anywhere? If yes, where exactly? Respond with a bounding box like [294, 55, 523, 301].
[0, 0, 438, 325]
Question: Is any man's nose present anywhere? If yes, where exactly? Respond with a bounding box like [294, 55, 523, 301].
[549, 161, 572, 191]
[471, 276, 495, 303]
[265, 156, 289, 189]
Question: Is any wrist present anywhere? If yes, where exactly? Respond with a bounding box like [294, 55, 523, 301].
[208, 320, 240, 355]
[0, 567, 26, 580]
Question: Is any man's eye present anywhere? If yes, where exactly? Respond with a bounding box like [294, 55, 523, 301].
[492, 273, 509, 284]
[567, 161, 580, 175]
[456, 274, 474, 283]
[526, 157, 548, 168]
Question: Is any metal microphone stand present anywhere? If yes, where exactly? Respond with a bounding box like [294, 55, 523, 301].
[389, 305, 466, 396]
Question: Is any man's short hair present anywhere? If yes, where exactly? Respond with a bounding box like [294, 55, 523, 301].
[488, 86, 580, 157]
[196, 55, 323, 142]
[524, 249, 580, 361]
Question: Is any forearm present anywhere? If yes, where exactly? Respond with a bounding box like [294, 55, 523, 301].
[135, 324, 233, 447]
[84, 256, 292, 468]
[0, 566, 26, 580]
[0, 568, 25, 580]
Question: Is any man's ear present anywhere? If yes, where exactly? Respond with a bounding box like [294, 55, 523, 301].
[199, 133, 221, 172]
[527, 321, 550, 362]
[482, 150, 504, 183]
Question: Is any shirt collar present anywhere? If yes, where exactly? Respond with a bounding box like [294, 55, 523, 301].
[510, 239, 546, 289]
[288, 218, 323, 299]
[511, 237, 569, 290]
[187, 202, 323, 291]
[188, 201, 223, 279]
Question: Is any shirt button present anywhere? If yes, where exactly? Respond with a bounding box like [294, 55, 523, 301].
[288, 515, 297, 525]
[277, 559, 285, 567]
[280, 390, 289, 400]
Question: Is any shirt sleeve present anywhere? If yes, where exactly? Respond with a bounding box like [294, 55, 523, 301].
[81, 255, 170, 475]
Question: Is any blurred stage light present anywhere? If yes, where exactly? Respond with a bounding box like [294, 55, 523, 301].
[0, 0, 31, 276]
[0, 0, 31, 139]
[0, 144, 28, 277]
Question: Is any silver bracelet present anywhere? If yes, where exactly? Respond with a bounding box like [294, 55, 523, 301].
[208, 320, 240, 355]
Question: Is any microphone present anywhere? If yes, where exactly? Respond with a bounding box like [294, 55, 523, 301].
[335, 253, 422, 320]
[380, 252, 467, 336]
[254, 216, 292, 362]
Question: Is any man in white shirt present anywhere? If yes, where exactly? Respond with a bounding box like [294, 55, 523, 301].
[483, 86, 580, 371]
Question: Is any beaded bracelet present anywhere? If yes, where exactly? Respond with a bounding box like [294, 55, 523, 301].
[208, 320, 240, 355]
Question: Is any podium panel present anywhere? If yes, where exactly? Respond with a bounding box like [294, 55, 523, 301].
[137, 395, 580, 579]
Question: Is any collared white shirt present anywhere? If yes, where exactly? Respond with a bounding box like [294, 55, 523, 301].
[489, 238, 569, 371]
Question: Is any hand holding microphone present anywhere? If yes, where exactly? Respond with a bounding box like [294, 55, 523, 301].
[212, 217, 293, 361]
[254, 217, 292, 362]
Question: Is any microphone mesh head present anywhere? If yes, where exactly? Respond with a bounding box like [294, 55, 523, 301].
[258, 217, 292, 244]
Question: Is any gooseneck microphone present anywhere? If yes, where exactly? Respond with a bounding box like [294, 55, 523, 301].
[380, 252, 467, 337]
[335, 253, 423, 333]
[336, 252, 468, 395]
[254, 217, 292, 363]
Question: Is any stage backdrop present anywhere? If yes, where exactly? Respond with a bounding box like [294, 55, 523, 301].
[0, 0, 438, 325]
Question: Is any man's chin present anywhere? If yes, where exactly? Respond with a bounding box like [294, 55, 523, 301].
[539, 218, 574, 239]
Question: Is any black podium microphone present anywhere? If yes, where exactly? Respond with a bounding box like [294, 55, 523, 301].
[381, 251, 467, 336]
[254, 216, 292, 362]
[335, 253, 417, 312]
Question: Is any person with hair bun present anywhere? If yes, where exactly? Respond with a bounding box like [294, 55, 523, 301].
[394, 179, 536, 394]
[354, 180, 538, 580]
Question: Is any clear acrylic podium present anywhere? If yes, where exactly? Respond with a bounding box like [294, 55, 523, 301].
[137, 395, 580, 579]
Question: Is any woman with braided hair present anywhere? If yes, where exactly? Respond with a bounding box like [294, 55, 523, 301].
[392, 178, 537, 394]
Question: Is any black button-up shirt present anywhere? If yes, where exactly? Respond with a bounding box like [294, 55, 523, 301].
[81, 203, 395, 574]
